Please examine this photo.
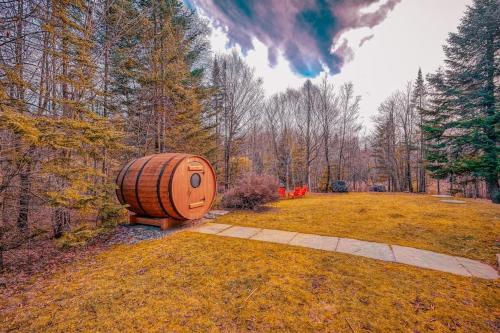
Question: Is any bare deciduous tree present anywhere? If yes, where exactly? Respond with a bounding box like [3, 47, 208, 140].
[396, 82, 416, 192]
[317, 75, 338, 191]
[337, 82, 361, 180]
[218, 51, 264, 189]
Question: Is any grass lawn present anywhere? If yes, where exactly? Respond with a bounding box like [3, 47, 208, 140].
[217, 193, 500, 264]
[2, 232, 499, 332]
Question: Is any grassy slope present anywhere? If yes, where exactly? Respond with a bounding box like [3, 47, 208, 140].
[1, 233, 498, 332]
[217, 193, 500, 264]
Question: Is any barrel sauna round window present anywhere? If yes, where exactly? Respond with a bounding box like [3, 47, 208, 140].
[116, 153, 216, 220]
[190, 173, 201, 188]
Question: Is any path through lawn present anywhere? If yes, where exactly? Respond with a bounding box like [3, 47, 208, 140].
[216, 193, 500, 264]
[194, 222, 498, 279]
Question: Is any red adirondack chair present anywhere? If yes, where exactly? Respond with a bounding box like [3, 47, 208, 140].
[278, 187, 287, 199]
[300, 185, 308, 196]
[288, 185, 307, 199]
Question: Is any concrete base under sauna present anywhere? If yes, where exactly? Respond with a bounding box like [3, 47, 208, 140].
[129, 213, 183, 230]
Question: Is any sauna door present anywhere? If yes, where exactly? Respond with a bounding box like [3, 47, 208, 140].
[187, 159, 206, 213]
[170, 156, 216, 219]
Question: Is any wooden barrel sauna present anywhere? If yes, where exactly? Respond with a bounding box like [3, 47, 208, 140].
[116, 153, 216, 221]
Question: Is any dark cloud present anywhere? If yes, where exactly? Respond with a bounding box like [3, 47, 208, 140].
[190, 0, 401, 77]
[359, 34, 375, 47]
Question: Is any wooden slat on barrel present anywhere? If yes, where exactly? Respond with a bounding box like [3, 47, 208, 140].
[167, 154, 188, 219]
[137, 155, 166, 217]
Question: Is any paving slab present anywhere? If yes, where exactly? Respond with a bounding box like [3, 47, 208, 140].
[194, 223, 232, 234]
[455, 257, 499, 280]
[204, 210, 230, 219]
[440, 200, 466, 204]
[210, 210, 230, 216]
[289, 233, 339, 251]
[218, 226, 261, 239]
[251, 229, 298, 244]
[336, 238, 395, 262]
[393, 245, 471, 277]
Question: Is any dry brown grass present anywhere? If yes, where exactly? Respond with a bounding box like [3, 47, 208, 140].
[2, 193, 498, 332]
[217, 193, 500, 264]
[1, 232, 499, 332]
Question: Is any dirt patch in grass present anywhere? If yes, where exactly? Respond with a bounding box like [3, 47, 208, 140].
[1, 232, 498, 332]
[216, 193, 500, 264]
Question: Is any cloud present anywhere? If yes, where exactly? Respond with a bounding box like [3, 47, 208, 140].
[359, 34, 375, 47]
[188, 0, 401, 77]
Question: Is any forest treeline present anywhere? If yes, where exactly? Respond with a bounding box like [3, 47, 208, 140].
[0, 0, 215, 266]
[0, 0, 497, 267]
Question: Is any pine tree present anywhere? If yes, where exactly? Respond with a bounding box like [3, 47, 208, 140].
[423, 69, 453, 190]
[412, 68, 427, 193]
[424, 0, 499, 202]
[108, 0, 213, 157]
[158, 1, 213, 155]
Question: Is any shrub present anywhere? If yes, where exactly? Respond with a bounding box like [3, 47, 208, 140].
[370, 184, 387, 192]
[55, 224, 103, 248]
[491, 190, 500, 204]
[221, 173, 279, 210]
[331, 180, 348, 193]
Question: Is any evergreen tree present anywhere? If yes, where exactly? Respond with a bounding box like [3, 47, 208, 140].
[424, 0, 499, 202]
[412, 68, 427, 193]
[423, 70, 454, 190]
[107, 0, 213, 157]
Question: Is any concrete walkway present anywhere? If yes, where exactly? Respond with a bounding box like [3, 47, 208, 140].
[193, 223, 499, 280]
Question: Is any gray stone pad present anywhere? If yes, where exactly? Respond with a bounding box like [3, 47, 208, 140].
[440, 200, 466, 204]
[393, 245, 471, 277]
[455, 256, 499, 279]
[218, 226, 262, 239]
[210, 210, 230, 216]
[289, 233, 339, 251]
[194, 223, 232, 234]
[251, 229, 297, 244]
[204, 210, 230, 219]
[336, 238, 395, 262]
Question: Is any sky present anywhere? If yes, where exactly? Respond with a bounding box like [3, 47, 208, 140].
[187, 0, 472, 129]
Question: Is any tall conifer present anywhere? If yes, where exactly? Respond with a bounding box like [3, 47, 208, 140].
[424, 0, 499, 202]
[412, 68, 427, 193]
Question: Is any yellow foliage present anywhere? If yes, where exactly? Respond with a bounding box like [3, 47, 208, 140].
[230, 156, 252, 179]
[0, 105, 125, 214]
[217, 193, 500, 264]
[0, 110, 41, 144]
[1, 232, 498, 332]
